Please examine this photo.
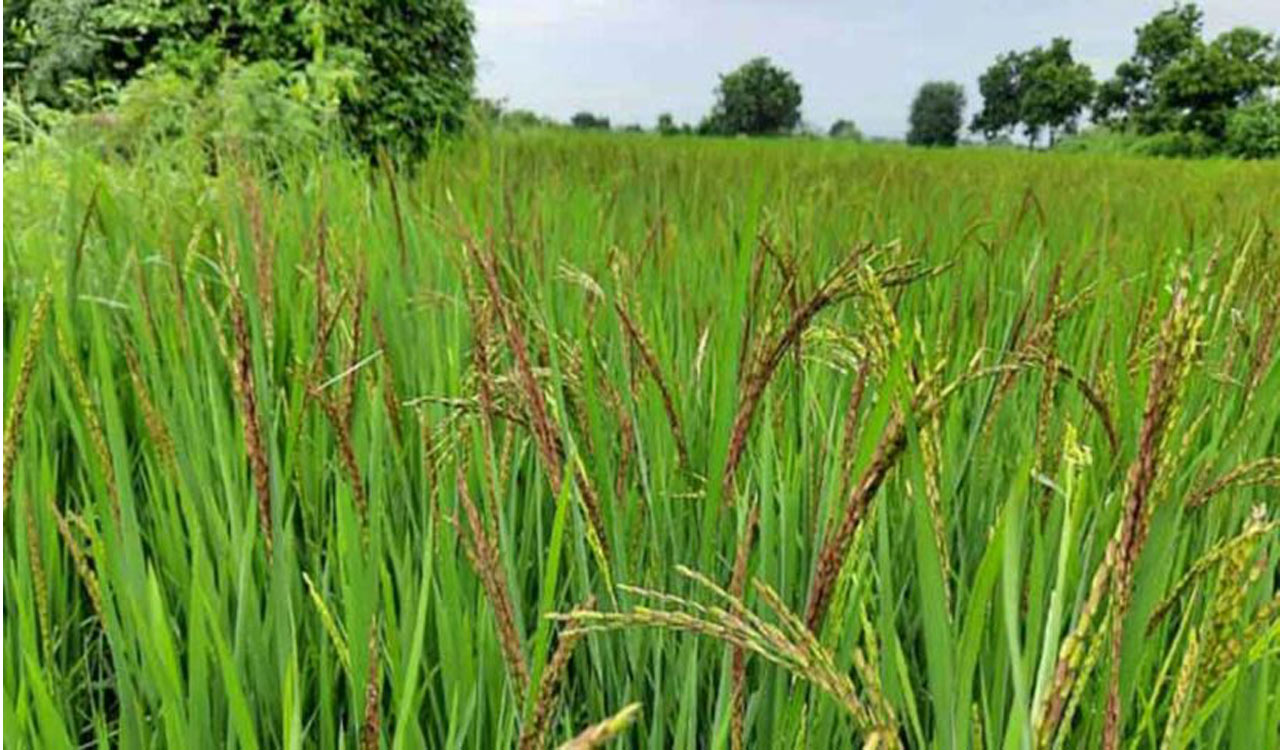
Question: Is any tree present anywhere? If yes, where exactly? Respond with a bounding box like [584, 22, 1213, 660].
[907, 82, 965, 146]
[329, 0, 475, 157]
[657, 112, 679, 135]
[704, 57, 802, 135]
[970, 39, 1093, 147]
[828, 119, 863, 140]
[1094, 4, 1204, 132]
[1093, 3, 1279, 144]
[971, 51, 1023, 140]
[1157, 26, 1280, 138]
[1018, 38, 1095, 146]
[571, 111, 610, 130]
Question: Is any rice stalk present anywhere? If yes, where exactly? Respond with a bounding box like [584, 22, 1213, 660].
[519, 597, 596, 750]
[556, 703, 642, 750]
[360, 617, 381, 750]
[25, 495, 52, 665]
[614, 296, 690, 469]
[55, 325, 120, 523]
[47, 498, 104, 628]
[303, 572, 352, 676]
[3, 282, 51, 508]
[1104, 275, 1200, 750]
[228, 278, 274, 557]
[456, 457, 529, 696]
[1186, 457, 1280, 507]
[729, 501, 760, 750]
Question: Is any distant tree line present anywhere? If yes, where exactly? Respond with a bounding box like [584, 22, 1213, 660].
[540, 3, 1278, 159]
[971, 3, 1280, 157]
[5, 1, 1275, 159]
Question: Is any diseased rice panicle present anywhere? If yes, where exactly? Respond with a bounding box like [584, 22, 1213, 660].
[55, 325, 121, 523]
[1104, 277, 1199, 750]
[25, 496, 52, 665]
[457, 458, 530, 696]
[518, 597, 595, 750]
[807, 410, 909, 632]
[230, 282, 274, 556]
[360, 618, 381, 750]
[47, 498, 104, 628]
[556, 703, 642, 750]
[614, 298, 689, 468]
[728, 501, 760, 750]
[2, 283, 51, 508]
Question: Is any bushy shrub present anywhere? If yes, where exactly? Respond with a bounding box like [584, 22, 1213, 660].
[571, 112, 611, 130]
[828, 119, 863, 140]
[1225, 98, 1280, 159]
[1053, 127, 1143, 153]
[1131, 130, 1218, 158]
[4, 0, 474, 158]
[92, 67, 200, 156]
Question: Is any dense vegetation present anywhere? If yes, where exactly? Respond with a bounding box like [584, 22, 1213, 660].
[974, 3, 1280, 156]
[4, 132, 1278, 749]
[7, 2, 1276, 159]
[3, 0, 476, 158]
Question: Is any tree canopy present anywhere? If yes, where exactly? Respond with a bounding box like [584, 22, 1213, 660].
[3, 0, 476, 158]
[1093, 3, 1279, 146]
[828, 119, 863, 140]
[703, 57, 802, 136]
[971, 38, 1094, 146]
[907, 82, 965, 147]
[571, 112, 611, 130]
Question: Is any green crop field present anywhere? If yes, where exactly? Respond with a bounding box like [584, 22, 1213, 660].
[4, 133, 1279, 749]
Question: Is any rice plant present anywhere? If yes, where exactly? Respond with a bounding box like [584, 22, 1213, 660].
[3, 133, 1278, 748]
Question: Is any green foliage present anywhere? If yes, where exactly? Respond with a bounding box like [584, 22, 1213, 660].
[471, 99, 558, 132]
[1130, 128, 1219, 158]
[3, 0, 111, 110]
[324, 0, 476, 157]
[1018, 39, 1095, 145]
[1093, 3, 1279, 151]
[1156, 26, 1280, 139]
[1051, 127, 1143, 154]
[3, 0, 475, 158]
[571, 111, 611, 130]
[47, 56, 351, 168]
[971, 52, 1022, 140]
[906, 82, 964, 147]
[703, 56, 802, 136]
[1093, 3, 1204, 133]
[828, 118, 864, 140]
[1226, 98, 1280, 158]
[657, 112, 679, 136]
[971, 39, 1093, 146]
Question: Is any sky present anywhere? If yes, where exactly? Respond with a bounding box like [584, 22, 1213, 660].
[470, 1, 1280, 138]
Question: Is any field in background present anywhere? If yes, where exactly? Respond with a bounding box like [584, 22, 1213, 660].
[3, 133, 1279, 749]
